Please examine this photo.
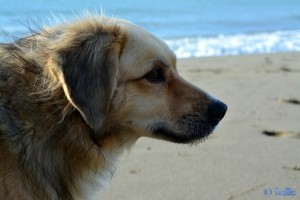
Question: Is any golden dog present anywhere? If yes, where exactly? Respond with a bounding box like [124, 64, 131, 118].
[0, 15, 227, 200]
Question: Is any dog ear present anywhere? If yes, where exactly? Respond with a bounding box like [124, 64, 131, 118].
[54, 25, 126, 132]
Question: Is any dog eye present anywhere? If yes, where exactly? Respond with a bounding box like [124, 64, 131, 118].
[144, 67, 165, 83]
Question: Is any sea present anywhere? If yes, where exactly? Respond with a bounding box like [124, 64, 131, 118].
[0, 0, 299, 58]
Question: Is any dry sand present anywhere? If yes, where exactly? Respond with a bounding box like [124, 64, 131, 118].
[100, 52, 300, 200]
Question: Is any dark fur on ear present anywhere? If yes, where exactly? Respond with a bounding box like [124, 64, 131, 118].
[51, 19, 127, 136]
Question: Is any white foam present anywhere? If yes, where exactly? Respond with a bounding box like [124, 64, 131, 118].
[1, 26, 299, 58]
[165, 30, 300, 58]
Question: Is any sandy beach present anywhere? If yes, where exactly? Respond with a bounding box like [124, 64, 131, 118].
[99, 52, 300, 200]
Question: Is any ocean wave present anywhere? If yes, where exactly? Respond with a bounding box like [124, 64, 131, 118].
[165, 30, 300, 58]
[1, 27, 300, 58]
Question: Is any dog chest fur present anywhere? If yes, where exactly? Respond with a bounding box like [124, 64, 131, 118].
[75, 150, 120, 200]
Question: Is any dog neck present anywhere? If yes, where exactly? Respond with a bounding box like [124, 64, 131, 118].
[17, 109, 138, 199]
[64, 114, 139, 200]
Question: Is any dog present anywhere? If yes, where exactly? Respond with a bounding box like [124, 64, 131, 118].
[0, 15, 227, 200]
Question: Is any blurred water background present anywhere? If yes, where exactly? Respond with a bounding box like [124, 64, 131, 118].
[0, 0, 299, 58]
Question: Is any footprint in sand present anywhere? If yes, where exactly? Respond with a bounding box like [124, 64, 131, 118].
[283, 165, 300, 171]
[129, 169, 142, 174]
[276, 98, 300, 105]
[263, 130, 300, 172]
[262, 130, 300, 139]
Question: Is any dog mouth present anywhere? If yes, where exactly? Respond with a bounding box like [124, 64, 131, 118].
[148, 113, 221, 144]
[149, 125, 213, 144]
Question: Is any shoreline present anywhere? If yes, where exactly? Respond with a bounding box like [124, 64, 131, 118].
[100, 51, 300, 200]
[178, 51, 300, 61]
[177, 51, 300, 69]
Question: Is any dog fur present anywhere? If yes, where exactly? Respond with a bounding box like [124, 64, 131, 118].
[0, 15, 227, 200]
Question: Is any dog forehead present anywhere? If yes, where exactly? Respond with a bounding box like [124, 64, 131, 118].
[119, 19, 170, 50]
[117, 19, 176, 80]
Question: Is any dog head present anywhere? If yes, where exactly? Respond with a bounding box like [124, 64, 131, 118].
[47, 16, 227, 144]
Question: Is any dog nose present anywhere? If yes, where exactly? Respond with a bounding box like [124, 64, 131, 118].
[208, 100, 227, 121]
